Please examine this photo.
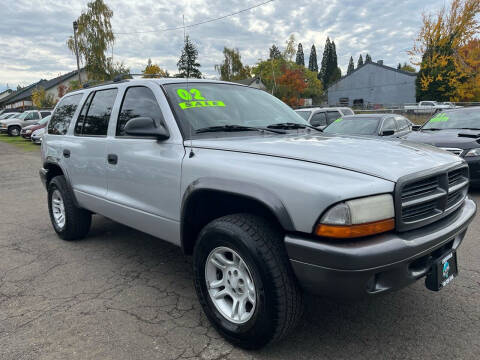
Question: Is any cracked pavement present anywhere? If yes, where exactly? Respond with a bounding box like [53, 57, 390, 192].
[0, 141, 479, 360]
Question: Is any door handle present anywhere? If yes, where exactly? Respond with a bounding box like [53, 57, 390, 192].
[63, 149, 70, 158]
[107, 154, 118, 165]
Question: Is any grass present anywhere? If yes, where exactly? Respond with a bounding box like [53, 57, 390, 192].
[0, 134, 40, 151]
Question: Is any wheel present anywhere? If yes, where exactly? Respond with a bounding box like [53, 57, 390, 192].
[8, 126, 21, 136]
[47, 175, 91, 240]
[193, 214, 303, 349]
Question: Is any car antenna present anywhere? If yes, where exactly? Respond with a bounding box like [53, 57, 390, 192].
[183, 14, 195, 158]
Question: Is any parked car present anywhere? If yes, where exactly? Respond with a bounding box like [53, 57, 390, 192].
[0, 110, 51, 136]
[295, 107, 354, 129]
[40, 79, 475, 349]
[323, 114, 414, 137]
[404, 101, 458, 114]
[402, 107, 480, 185]
[0, 112, 19, 120]
[31, 127, 45, 144]
[21, 115, 50, 139]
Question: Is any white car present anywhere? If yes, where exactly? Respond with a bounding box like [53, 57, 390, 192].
[404, 101, 458, 114]
[295, 107, 354, 129]
[31, 127, 45, 144]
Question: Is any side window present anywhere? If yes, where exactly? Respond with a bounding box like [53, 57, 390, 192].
[116, 86, 164, 136]
[40, 111, 51, 118]
[326, 111, 341, 124]
[24, 112, 34, 120]
[75, 88, 117, 136]
[310, 112, 327, 127]
[47, 93, 83, 135]
[31, 112, 40, 120]
[75, 92, 94, 135]
[382, 118, 397, 132]
[396, 117, 409, 131]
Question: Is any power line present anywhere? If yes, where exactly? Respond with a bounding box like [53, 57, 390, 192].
[113, 0, 274, 35]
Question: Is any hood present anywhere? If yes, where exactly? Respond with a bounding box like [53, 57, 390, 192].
[190, 133, 462, 182]
[23, 123, 44, 131]
[402, 129, 480, 150]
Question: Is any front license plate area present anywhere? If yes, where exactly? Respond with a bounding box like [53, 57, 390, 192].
[425, 251, 458, 291]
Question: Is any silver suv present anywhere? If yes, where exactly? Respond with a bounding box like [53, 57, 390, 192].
[0, 110, 51, 136]
[40, 79, 476, 349]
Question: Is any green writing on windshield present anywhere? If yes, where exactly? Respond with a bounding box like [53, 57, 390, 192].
[430, 113, 449, 122]
[334, 118, 343, 122]
[179, 100, 226, 109]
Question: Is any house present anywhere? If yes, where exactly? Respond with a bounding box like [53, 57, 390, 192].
[327, 61, 417, 107]
[0, 68, 87, 110]
[231, 77, 267, 90]
[0, 89, 13, 102]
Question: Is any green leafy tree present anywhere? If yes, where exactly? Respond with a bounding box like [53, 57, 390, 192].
[142, 58, 169, 78]
[215, 47, 251, 81]
[177, 35, 202, 78]
[269, 44, 283, 60]
[399, 62, 416, 72]
[67, 0, 115, 81]
[308, 44, 318, 72]
[365, 53, 372, 63]
[32, 86, 56, 108]
[284, 34, 296, 61]
[347, 56, 355, 74]
[295, 43, 305, 66]
[357, 54, 364, 67]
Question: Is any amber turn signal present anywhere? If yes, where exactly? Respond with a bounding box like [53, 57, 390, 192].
[315, 218, 395, 239]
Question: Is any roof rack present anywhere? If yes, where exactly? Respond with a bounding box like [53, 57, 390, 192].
[79, 73, 168, 89]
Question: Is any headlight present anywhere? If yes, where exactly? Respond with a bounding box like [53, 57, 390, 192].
[315, 194, 395, 238]
[464, 148, 480, 157]
[26, 130, 32, 134]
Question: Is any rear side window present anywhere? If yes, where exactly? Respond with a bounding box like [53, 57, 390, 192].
[75, 88, 117, 136]
[116, 86, 163, 136]
[48, 94, 83, 135]
[326, 111, 341, 123]
[31, 112, 40, 120]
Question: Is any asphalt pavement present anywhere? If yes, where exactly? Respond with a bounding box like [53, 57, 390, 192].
[0, 140, 479, 360]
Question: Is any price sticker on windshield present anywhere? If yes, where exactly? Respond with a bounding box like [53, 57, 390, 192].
[430, 113, 449, 122]
[176, 88, 225, 110]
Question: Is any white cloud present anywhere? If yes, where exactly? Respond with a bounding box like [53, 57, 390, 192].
[0, 0, 447, 91]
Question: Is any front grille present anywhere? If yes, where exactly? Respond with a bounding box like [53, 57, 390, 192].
[440, 147, 463, 156]
[396, 164, 469, 231]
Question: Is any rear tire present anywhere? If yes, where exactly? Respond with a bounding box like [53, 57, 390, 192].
[8, 126, 21, 136]
[193, 214, 303, 349]
[48, 175, 91, 240]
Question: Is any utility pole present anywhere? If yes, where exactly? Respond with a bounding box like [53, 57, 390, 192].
[73, 21, 82, 85]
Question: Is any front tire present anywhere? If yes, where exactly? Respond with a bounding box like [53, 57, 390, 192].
[8, 126, 21, 136]
[48, 175, 91, 240]
[193, 214, 303, 349]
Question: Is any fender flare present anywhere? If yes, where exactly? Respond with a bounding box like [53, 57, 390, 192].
[43, 159, 80, 208]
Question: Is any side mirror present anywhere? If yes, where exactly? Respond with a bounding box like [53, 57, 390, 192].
[124, 117, 169, 140]
[412, 125, 421, 131]
[381, 129, 395, 136]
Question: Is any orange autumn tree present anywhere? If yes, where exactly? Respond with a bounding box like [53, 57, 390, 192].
[457, 39, 480, 100]
[276, 66, 307, 107]
[410, 0, 480, 101]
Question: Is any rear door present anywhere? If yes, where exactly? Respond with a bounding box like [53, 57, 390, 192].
[66, 88, 118, 206]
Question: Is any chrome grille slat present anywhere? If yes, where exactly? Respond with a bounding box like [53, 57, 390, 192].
[396, 164, 469, 231]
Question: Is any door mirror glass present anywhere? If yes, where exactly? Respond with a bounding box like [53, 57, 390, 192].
[381, 129, 395, 136]
[124, 117, 169, 140]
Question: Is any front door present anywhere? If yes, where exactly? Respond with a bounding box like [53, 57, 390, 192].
[105, 85, 184, 244]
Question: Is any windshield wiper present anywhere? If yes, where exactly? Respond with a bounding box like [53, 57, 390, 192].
[267, 122, 322, 132]
[456, 127, 480, 130]
[422, 128, 442, 131]
[195, 124, 285, 134]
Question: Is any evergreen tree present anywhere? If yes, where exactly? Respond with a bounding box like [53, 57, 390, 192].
[308, 44, 318, 72]
[319, 38, 341, 87]
[329, 41, 341, 84]
[269, 44, 282, 60]
[397, 63, 402, 70]
[177, 35, 202, 78]
[347, 56, 355, 75]
[319, 37, 331, 83]
[295, 43, 305, 66]
[365, 53, 372, 63]
[357, 54, 364, 67]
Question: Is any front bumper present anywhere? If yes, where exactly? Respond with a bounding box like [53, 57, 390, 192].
[285, 198, 476, 300]
[39, 168, 48, 189]
[0, 128, 7, 134]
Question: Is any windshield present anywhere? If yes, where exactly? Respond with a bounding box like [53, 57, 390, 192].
[16, 112, 30, 120]
[323, 116, 381, 135]
[295, 111, 311, 120]
[38, 115, 50, 125]
[422, 109, 480, 130]
[341, 108, 354, 115]
[163, 83, 308, 136]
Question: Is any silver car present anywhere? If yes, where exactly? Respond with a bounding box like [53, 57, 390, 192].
[31, 127, 45, 144]
[39, 79, 476, 349]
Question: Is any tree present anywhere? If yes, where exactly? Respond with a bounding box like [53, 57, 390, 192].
[319, 37, 331, 83]
[365, 53, 372, 63]
[410, 0, 480, 101]
[215, 47, 251, 81]
[283, 34, 296, 62]
[308, 44, 318, 72]
[269, 44, 283, 60]
[57, 84, 67, 99]
[319, 38, 341, 87]
[399, 62, 416, 72]
[397, 63, 402, 69]
[106, 60, 129, 79]
[143, 58, 169, 78]
[32, 87, 56, 108]
[357, 54, 364, 67]
[177, 35, 202, 78]
[67, 0, 115, 81]
[295, 43, 305, 66]
[347, 56, 355, 75]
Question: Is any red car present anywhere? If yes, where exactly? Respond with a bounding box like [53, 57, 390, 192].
[21, 115, 50, 139]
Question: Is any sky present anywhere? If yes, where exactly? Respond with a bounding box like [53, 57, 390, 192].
[0, 0, 447, 92]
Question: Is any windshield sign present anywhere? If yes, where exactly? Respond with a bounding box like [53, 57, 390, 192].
[323, 117, 380, 135]
[423, 109, 480, 130]
[164, 83, 307, 136]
